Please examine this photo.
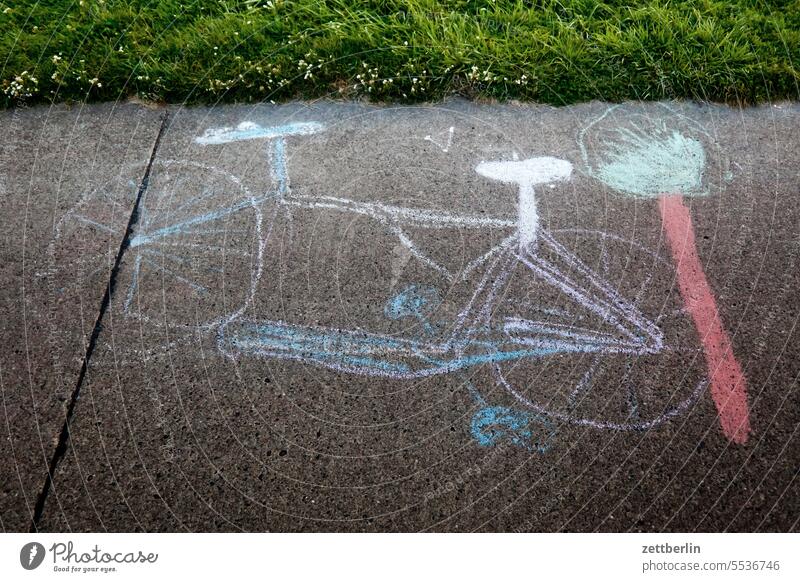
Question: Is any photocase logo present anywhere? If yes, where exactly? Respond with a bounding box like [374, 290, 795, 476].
[20, 542, 46, 570]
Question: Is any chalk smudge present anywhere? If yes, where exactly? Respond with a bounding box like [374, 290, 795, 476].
[471, 406, 554, 452]
[385, 285, 442, 335]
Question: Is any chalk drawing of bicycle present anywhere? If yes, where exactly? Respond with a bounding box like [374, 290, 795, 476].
[49, 103, 751, 452]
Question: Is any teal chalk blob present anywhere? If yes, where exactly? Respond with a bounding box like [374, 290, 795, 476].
[471, 406, 554, 452]
[595, 129, 707, 198]
[385, 285, 441, 321]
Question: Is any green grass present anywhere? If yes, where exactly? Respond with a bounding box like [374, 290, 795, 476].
[2, 0, 799, 108]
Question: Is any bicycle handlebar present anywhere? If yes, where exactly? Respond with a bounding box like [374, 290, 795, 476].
[196, 121, 325, 145]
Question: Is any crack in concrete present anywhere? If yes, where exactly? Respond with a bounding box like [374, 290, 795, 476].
[30, 110, 170, 532]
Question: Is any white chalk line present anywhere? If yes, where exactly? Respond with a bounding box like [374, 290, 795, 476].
[493, 362, 707, 431]
[424, 126, 454, 152]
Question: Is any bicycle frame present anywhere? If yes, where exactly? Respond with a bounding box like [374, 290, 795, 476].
[184, 122, 665, 376]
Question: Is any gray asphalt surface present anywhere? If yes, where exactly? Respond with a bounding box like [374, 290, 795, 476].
[1, 99, 798, 532]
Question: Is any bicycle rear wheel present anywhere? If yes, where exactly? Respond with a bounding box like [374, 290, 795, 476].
[49, 160, 268, 343]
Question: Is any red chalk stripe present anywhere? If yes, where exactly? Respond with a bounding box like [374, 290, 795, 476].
[658, 194, 751, 444]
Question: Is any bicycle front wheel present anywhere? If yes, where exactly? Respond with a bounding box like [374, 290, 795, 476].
[488, 228, 709, 432]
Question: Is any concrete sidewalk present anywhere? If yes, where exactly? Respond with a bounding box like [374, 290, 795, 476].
[1, 99, 798, 532]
